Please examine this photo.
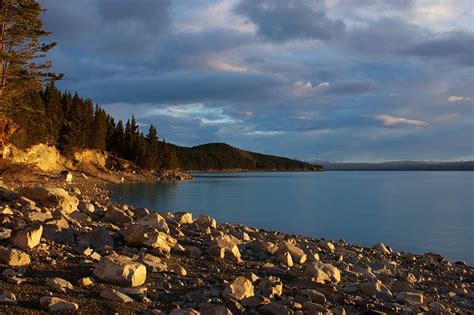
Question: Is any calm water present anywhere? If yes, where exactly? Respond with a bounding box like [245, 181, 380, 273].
[110, 171, 474, 264]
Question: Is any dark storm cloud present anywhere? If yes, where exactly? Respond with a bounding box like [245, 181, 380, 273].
[97, 0, 171, 31]
[43, 0, 172, 58]
[75, 71, 285, 104]
[234, 0, 345, 41]
[341, 18, 422, 57]
[404, 31, 474, 66]
[154, 29, 256, 71]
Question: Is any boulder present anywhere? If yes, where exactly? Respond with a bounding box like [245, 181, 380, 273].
[304, 261, 341, 284]
[276, 251, 293, 267]
[207, 235, 241, 261]
[258, 277, 283, 298]
[104, 206, 133, 224]
[196, 214, 217, 228]
[200, 305, 233, 315]
[21, 187, 78, 213]
[10, 224, 43, 249]
[302, 302, 329, 313]
[43, 218, 75, 245]
[0, 246, 30, 266]
[359, 280, 393, 301]
[173, 212, 193, 224]
[124, 224, 176, 254]
[140, 253, 167, 272]
[137, 213, 170, 233]
[373, 242, 391, 255]
[100, 288, 133, 303]
[39, 296, 78, 312]
[223, 276, 254, 300]
[77, 227, 114, 250]
[275, 240, 307, 264]
[169, 308, 200, 315]
[396, 292, 423, 305]
[259, 302, 289, 314]
[93, 254, 146, 287]
[241, 295, 271, 307]
[245, 240, 279, 255]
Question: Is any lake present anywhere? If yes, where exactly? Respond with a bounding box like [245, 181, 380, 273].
[110, 171, 474, 264]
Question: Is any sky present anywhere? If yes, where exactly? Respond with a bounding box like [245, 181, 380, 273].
[41, 0, 473, 162]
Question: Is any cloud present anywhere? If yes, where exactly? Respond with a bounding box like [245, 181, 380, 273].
[405, 31, 474, 66]
[374, 115, 428, 127]
[315, 82, 330, 93]
[145, 103, 238, 125]
[234, 0, 345, 42]
[448, 95, 471, 102]
[319, 80, 378, 95]
[207, 59, 249, 72]
[292, 81, 313, 96]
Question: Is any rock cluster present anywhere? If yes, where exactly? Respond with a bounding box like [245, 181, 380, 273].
[0, 183, 472, 314]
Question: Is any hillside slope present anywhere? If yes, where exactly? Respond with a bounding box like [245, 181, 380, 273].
[173, 143, 321, 171]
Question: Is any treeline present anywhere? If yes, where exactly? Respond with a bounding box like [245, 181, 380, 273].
[174, 143, 321, 171]
[8, 87, 320, 172]
[8, 86, 179, 170]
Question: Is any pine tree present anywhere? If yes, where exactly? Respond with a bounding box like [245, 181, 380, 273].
[0, 0, 58, 110]
[89, 105, 107, 150]
[41, 84, 63, 145]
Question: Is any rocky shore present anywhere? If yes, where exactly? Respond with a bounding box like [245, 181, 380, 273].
[0, 177, 472, 314]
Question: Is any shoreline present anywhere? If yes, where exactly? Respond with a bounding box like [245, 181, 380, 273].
[0, 171, 472, 313]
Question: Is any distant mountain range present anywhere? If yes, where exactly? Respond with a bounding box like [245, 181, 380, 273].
[171, 143, 322, 171]
[321, 161, 474, 171]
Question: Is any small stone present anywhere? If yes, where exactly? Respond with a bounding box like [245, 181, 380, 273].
[46, 277, 74, 293]
[100, 287, 133, 303]
[172, 265, 187, 276]
[77, 277, 94, 286]
[186, 246, 202, 258]
[39, 296, 78, 312]
[0, 292, 17, 305]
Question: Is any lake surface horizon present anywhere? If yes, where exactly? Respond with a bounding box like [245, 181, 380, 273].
[110, 171, 474, 264]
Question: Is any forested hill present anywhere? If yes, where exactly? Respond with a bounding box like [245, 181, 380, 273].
[4, 86, 320, 172]
[173, 143, 321, 171]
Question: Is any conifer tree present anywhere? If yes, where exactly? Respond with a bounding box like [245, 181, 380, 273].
[0, 0, 57, 110]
